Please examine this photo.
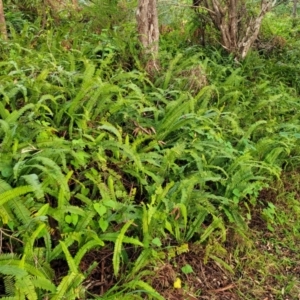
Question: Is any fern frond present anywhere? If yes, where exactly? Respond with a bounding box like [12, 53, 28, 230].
[127, 280, 164, 300]
[8, 199, 32, 226]
[74, 211, 96, 232]
[156, 96, 194, 141]
[100, 233, 144, 246]
[129, 248, 152, 277]
[59, 241, 77, 273]
[67, 61, 96, 115]
[0, 179, 11, 193]
[21, 174, 44, 200]
[15, 275, 37, 300]
[199, 215, 226, 243]
[51, 272, 77, 300]
[113, 220, 134, 277]
[0, 119, 12, 150]
[0, 265, 27, 277]
[0, 186, 33, 206]
[49, 237, 75, 261]
[30, 276, 56, 293]
[5, 104, 35, 124]
[0, 260, 49, 279]
[74, 239, 104, 266]
[185, 208, 208, 241]
[23, 224, 46, 261]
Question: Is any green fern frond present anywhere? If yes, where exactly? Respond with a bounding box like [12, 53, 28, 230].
[127, 280, 164, 300]
[51, 272, 77, 300]
[74, 239, 104, 266]
[185, 208, 208, 241]
[74, 211, 96, 232]
[30, 276, 56, 293]
[0, 119, 13, 150]
[0, 259, 49, 279]
[162, 53, 183, 89]
[67, 61, 96, 115]
[49, 237, 75, 261]
[15, 275, 37, 300]
[129, 248, 152, 277]
[199, 215, 225, 243]
[240, 120, 267, 142]
[0, 179, 11, 193]
[156, 96, 191, 141]
[21, 174, 44, 200]
[23, 223, 46, 260]
[0, 101, 10, 119]
[100, 233, 143, 246]
[8, 199, 32, 226]
[5, 104, 35, 124]
[113, 220, 135, 277]
[98, 122, 122, 143]
[0, 265, 27, 277]
[0, 186, 33, 206]
[59, 241, 77, 273]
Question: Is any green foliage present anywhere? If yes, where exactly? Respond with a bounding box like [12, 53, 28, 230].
[1, 2, 300, 299]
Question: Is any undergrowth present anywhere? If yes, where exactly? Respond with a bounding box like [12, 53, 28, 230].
[0, 2, 300, 299]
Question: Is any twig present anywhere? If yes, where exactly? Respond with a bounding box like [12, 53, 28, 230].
[209, 283, 235, 293]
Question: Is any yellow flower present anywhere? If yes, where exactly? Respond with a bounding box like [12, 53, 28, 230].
[173, 278, 181, 289]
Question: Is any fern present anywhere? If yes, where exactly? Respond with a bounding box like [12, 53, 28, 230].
[51, 272, 78, 300]
[0, 186, 33, 207]
[73, 240, 103, 267]
[113, 220, 135, 277]
[59, 241, 77, 273]
[127, 280, 165, 300]
[0, 265, 27, 277]
[15, 275, 37, 300]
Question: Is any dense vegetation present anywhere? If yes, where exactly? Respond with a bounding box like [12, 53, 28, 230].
[1, 1, 300, 299]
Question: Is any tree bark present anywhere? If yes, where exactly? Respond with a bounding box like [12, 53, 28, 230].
[194, 0, 272, 59]
[71, 0, 80, 11]
[136, 0, 160, 74]
[237, 0, 272, 59]
[0, 0, 7, 40]
[293, 0, 297, 18]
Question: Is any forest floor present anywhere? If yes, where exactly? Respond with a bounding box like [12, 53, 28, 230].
[75, 172, 300, 300]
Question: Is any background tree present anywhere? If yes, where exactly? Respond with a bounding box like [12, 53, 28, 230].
[136, 0, 160, 73]
[293, 0, 298, 17]
[0, 0, 7, 40]
[194, 0, 272, 59]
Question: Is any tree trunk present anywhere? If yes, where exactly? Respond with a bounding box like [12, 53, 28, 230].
[238, 0, 272, 59]
[194, 0, 272, 59]
[72, 0, 80, 10]
[0, 0, 7, 40]
[136, 0, 160, 74]
[293, 0, 297, 18]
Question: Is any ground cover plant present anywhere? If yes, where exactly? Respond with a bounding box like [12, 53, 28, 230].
[0, 0, 300, 299]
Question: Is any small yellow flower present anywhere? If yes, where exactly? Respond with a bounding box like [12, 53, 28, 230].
[173, 277, 181, 289]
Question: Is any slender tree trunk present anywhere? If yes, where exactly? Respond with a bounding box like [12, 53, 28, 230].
[72, 0, 80, 10]
[237, 0, 271, 59]
[195, 0, 272, 59]
[136, 0, 160, 74]
[293, 0, 297, 18]
[0, 0, 7, 40]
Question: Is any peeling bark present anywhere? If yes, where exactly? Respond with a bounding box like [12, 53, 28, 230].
[136, 0, 160, 74]
[195, 0, 272, 59]
[238, 0, 272, 59]
[293, 0, 297, 18]
[0, 0, 7, 40]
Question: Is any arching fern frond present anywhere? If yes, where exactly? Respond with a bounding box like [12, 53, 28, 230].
[0, 186, 33, 206]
